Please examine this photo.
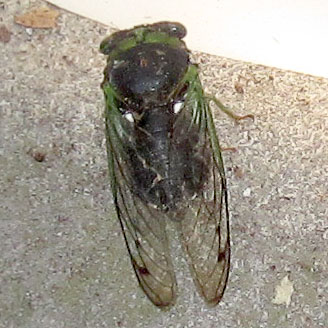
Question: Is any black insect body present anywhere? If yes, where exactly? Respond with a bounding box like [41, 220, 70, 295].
[101, 22, 233, 308]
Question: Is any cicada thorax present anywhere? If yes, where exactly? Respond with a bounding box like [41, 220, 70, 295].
[107, 41, 209, 212]
[108, 42, 189, 109]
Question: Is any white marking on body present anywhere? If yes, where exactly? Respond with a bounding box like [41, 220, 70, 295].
[113, 59, 125, 69]
[173, 101, 184, 114]
[124, 112, 134, 123]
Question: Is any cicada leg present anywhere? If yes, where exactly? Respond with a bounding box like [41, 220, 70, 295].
[207, 96, 254, 121]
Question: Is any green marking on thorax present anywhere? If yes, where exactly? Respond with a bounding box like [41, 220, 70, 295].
[104, 29, 183, 60]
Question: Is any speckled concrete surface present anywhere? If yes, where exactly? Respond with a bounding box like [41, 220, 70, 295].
[1, 1, 327, 327]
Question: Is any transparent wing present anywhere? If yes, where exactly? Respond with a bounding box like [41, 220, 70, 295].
[175, 67, 230, 305]
[104, 86, 177, 308]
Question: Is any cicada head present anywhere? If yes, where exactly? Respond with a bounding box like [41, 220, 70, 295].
[100, 22, 190, 112]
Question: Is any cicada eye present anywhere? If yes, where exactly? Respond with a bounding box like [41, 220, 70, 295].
[167, 22, 187, 39]
[100, 30, 132, 55]
[151, 22, 187, 39]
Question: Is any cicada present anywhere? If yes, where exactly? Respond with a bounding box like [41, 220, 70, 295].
[100, 22, 245, 308]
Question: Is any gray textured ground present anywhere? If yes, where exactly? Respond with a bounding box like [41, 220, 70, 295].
[1, 1, 327, 327]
